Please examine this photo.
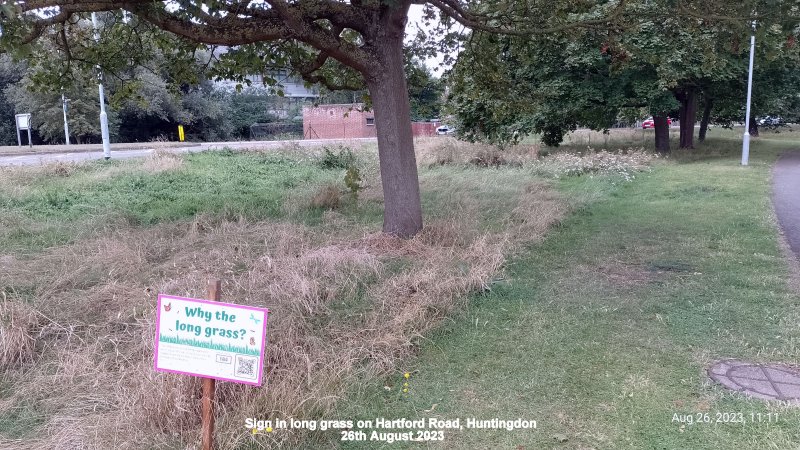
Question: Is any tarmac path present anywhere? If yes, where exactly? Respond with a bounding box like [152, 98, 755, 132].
[773, 150, 800, 258]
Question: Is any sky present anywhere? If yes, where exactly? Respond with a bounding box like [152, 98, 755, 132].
[406, 4, 450, 77]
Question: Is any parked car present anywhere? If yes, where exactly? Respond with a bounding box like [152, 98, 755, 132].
[757, 116, 782, 126]
[436, 125, 456, 135]
[642, 117, 672, 129]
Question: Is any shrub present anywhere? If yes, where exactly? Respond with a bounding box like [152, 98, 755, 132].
[318, 145, 358, 169]
[344, 166, 363, 201]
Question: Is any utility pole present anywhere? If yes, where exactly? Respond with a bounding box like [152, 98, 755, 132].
[91, 12, 111, 160]
[741, 21, 756, 166]
[62, 93, 70, 146]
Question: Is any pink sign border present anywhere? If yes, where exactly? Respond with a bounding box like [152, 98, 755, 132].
[154, 293, 270, 386]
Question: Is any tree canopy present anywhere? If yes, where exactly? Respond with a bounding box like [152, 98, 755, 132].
[0, 0, 637, 237]
[447, 0, 800, 151]
[2, 0, 784, 236]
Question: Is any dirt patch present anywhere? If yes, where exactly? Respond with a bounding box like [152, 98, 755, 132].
[597, 263, 654, 286]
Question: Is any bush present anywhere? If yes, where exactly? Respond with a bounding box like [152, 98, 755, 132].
[344, 166, 363, 201]
[318, 145, 358, 169]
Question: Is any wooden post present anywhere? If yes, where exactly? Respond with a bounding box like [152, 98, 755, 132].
[202, 279, 221, 450]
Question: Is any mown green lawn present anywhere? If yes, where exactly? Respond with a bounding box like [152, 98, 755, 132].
[332, 136, 800, 449]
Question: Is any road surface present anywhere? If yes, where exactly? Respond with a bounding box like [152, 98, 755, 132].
[773, 150, 800, 258]
[0, 138, 377, 166]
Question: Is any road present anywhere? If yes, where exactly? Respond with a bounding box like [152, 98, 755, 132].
[0, 137, 377, 166]
[773, 150, 800, 258]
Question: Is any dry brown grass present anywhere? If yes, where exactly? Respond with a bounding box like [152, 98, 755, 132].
[0, 162, 76, 198]
[48, 161, 75, 177]
[310, 184, 341, 210]
[0, 298, 40, 369]
[508, 181, 568, 244]
[0, 167, 567, 449]
[415, 137, 538, 168]
[142, 150, 185, 173]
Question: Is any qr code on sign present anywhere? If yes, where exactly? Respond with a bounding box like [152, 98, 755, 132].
[235, 355, 258, 379]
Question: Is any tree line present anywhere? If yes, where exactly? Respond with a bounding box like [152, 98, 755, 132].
[0, 47, 442, 146]
[2, 1, 796, 237]
[0, 54, 307, 145]
[447, 1, 800, 152]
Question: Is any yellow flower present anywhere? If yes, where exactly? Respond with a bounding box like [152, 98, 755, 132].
[266, 426, 273, 433]
[403, 388, 408, 393]
[404, 372, 410, 379]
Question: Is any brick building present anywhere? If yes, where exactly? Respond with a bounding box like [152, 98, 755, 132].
[303, 104, 376, 139]
[303, 103, 440, 139]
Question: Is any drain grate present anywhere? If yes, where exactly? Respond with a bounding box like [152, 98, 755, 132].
[708, 359, 800, 404]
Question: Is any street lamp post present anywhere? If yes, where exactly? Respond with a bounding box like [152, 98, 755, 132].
[91, 12, 111, 160]
[62, 93, 70, 146]
[742, 22, 756, 166]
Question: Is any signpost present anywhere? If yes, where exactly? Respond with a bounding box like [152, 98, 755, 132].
[178, 124, 185, 142]
[155, 280, 269, 450]
[15, 113, 32, 148]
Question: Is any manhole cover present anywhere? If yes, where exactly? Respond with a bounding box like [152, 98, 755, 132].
[708, 359, 800, 404]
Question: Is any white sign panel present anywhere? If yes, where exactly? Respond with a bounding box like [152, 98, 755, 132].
[15, 113, 30, 130]
[154, 294, 269, 386]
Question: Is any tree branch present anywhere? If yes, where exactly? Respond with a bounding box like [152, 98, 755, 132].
[126, 4, 287, 46]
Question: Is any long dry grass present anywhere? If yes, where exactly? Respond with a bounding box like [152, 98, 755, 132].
[415, 137, 539, 168]
[0, 145, 573, 448]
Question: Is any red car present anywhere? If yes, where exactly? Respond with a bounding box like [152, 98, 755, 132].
[642, 117, 672, 129]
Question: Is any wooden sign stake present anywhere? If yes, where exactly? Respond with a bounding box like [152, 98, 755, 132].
[202, 279, 221, 450]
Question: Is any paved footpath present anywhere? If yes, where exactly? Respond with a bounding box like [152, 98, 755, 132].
[773, 150, 800, 258]
[0, 137, 377, 166]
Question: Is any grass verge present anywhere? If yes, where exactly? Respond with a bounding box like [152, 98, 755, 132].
[0, 140, 575, 449]
[330, 135, 800, 449]
[3, 132, 794, 449]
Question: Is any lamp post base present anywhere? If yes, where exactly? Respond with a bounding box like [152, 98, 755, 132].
[742, 132, 750, 166]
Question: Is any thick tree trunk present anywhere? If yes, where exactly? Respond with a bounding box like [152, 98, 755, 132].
[748, 115, 759, 137]
[677, 88, 697, 149]
[653, 115, 670, 153]
[698, 97, 713, 142]
[364, 18, 423, 238]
